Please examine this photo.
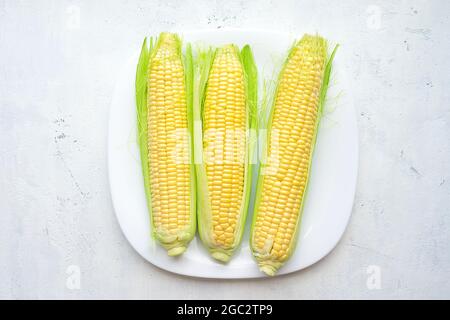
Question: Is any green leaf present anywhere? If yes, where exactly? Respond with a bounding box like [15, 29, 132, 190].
[136, 37, 151, 208]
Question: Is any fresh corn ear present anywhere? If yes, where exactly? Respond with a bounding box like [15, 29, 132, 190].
[194, 44, 257, 262]
[136, 33, 196, 256]
[250, 35, 338, 275]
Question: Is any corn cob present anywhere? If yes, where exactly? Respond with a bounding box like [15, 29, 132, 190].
[136, 33, 196, 256]
[195, 45, 257, 262]
[250, 35, 337, 275]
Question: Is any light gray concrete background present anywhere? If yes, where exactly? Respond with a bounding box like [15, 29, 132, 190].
[0, 0, 449, 299]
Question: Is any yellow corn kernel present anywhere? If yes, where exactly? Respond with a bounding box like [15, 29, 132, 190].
[203, 45, 246, 256]
[147, 33, 193, 256]
[251, 35, 329, 275]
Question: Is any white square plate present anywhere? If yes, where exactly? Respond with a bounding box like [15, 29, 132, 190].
[108, 29, 358, 278]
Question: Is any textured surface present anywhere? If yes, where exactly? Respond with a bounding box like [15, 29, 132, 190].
[253, 36, 327, 272]
[203, 45, 246, 249]
[0, 0, 449, 299]
[147, 34, 192, 244]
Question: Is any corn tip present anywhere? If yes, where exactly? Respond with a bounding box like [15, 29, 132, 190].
[211, 250, 231, 263]
[259, 264, 278, 276]
[167, 246, 187, 256]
